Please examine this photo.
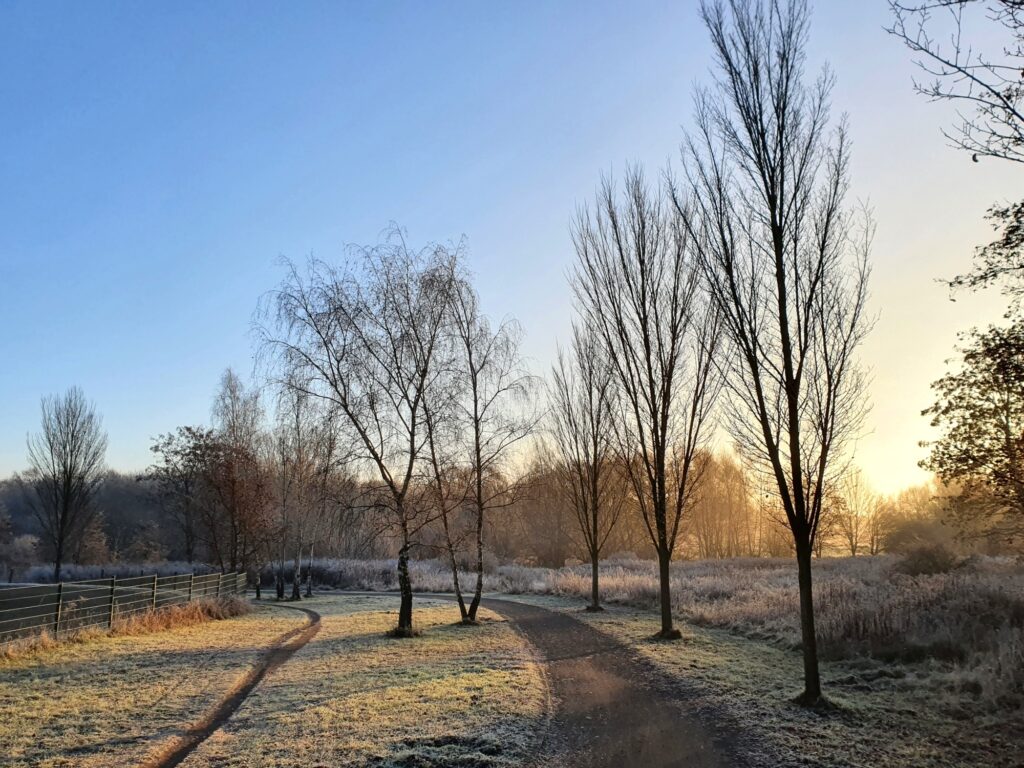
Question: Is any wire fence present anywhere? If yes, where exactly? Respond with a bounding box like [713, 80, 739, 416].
[0, 571, 247, 646]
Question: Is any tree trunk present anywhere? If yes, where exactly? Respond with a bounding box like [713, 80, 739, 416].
[54, 511, 67, 583]
[305, 543, 314, 598]
[588, 552, 602, 611]
[656, 546, 678, 638]
[395, 539, 414, 636]
[795, 538, 823, 705]
[447, 542, 468, 621]
[291, 549, 302, 600]
[466, 504, 485, 622]
[587, 497, 602, 611]
[441, 511, 468, 620]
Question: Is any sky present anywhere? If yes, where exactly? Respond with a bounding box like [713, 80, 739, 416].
[0, 1, 1019, 494]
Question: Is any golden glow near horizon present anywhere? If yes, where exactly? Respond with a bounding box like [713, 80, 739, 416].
[851, 165, 1018, 496]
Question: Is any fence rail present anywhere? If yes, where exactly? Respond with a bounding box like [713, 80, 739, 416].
[0, 571, 246, 646]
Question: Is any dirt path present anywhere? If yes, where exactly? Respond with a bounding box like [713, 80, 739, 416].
[480, 597, 728, 768]
[142, 604, 321, 768]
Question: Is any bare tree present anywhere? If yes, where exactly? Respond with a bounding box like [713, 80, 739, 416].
[836, 469, 880, 556]
[19, 387, 108, 581]
[204, 369, 271, 574]
[677, 0, 872, 703]
[864, 499, 890, 556]
[688, 454, 761, 558]
[449, 278, 538, 623]
[888, 3, 1024, 313]
[268, 385, 320, 600]
[550, 323, 625, 611]
[888, 0, 1024, 164]
[573, 168, 723, 639]
[502, 445, 581, 567]
[305, 404, 350, 596]
[261, 232, 458, 636]
[147, 426, 212, 564]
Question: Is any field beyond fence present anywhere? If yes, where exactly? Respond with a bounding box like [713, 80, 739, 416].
[0, 571, 246, 645]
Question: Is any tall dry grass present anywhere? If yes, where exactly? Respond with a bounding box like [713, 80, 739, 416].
[0, 597, 250, 662]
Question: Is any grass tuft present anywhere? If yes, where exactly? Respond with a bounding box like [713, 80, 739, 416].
[111, 596, 250, 636]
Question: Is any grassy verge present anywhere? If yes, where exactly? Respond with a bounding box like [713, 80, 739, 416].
[507, 594, 1021, 768]
[179, 595, 549, 767]
[0, 597, 251, 663]
[0, 600, 296, 768]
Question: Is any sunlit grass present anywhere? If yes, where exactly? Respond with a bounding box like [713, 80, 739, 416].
[0, 604, 301, 768]
[180, 595, 548, 767]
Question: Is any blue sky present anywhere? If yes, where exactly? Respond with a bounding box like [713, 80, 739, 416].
[0, 1, 1020, 492]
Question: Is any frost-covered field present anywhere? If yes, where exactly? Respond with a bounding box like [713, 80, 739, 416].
[0, 603, 296, 767]
[181, 595, 547, 767]
[0, 594, 547, 768]
[314, 554, 1024, 710]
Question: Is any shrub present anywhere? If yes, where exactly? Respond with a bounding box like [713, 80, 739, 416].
[455, 549, 500, 575]
[896, 544, 960, 576]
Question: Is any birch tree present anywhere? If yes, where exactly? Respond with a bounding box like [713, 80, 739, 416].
[262, 232, 458, 635]
[449, 279, 538, 622]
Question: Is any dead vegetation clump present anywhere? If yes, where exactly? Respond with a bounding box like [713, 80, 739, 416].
[112, 596, 251, 636]
[893, 543, 961, 576]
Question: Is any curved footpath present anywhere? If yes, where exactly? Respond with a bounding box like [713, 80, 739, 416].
[339, 592, 730, 767]
[142, 594, 729, 768]
[480, 596, 727, 768]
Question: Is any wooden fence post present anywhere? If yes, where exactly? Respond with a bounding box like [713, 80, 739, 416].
[108, 577, 117, 629]
[188, 573, 195, 603]
[216, 574, 222, 598]
[53, 581, 64, 637]
[151, 574, 158, 611]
